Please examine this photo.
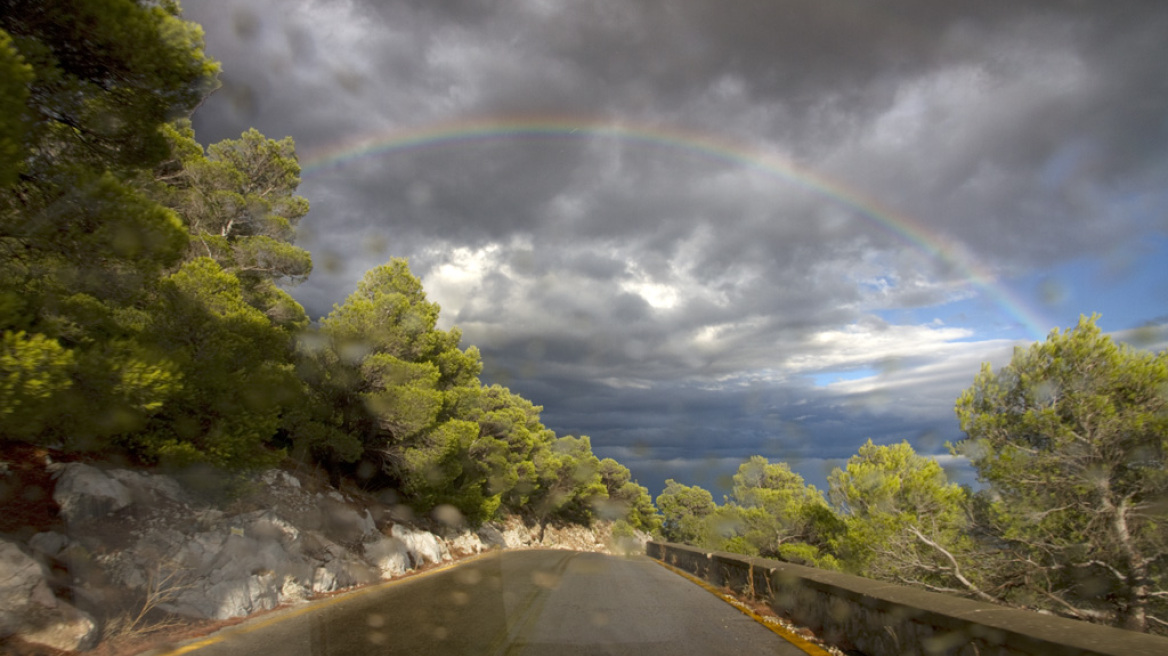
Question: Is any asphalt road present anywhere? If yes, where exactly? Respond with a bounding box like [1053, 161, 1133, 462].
[161, 550, 815, 656]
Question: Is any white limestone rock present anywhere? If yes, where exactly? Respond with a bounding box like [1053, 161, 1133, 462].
[243, 510, 301, 547]
[173, 529, 230, 573]
[308, 552, 370, 594]
[260, 469, 301, 489]
[477, 523, 507, 549]
[538, 523, 607, 551]
[107, 468, 189, 505]
[0, 539, 97, 651]
[360, 509, 377, 537]
[158, 515, 314, 619]
[446, 530, 485, 555]
[51, 462, 132, 524]
[15, 600, 98, 652]
[188, 574, 280, 620]
[321, 502, 378, 544]
[31, 457, 512, 634]
[301, 530, 345, 562]
[311, 562, 340, 593]
[391, 524, 450, 565]
[363, 535, 411, 578]
[0, 540, 55, 636]
[500, 521, 533, 549]
[27, 531, 69, 558]
[279, 575, 307, 604]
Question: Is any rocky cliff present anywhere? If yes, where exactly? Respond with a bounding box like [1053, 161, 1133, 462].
[0, 455, 647, 653]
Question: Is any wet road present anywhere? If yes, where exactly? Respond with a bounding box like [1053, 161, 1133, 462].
[160, 550, 814, 656]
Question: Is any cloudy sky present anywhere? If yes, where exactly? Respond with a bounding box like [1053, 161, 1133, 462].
[183, 0, 1168, 496]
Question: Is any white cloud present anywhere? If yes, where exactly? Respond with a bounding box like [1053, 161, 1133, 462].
[620, 265, 680, 310]
[422, 241, 504, 327]
[599, 377, 652, 390]
[785, 320, 976, 373]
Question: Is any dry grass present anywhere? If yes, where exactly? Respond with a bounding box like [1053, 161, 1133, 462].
[101, 564, 195, 643]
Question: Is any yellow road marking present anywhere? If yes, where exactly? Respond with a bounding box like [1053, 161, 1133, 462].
[652, 559, 833, 656]
[151, 551, 497, 655]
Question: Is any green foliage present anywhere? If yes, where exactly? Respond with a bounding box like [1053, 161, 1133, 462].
[653, 456, 840, 565]
[361, 354, 444, 436]
[713, 457, 839, 563]
[654, 449, 968, 578]
[829, 441, 966, 520]
[398, 417, 504, 522]
[247, 283, 309, 332]
[320, 258, 481, 394]
[0, 330, 74, 439]
[84, 173, 191, 264]
[701, 504, 763, 554]
[0, 0, 218, 180]
[732, 457, 821, 520]
[828, 440, 973, 587]
[136, 258, 296, 468]
[656, 479, 716, 544]
[0, 30, 32, 187]
[303, 259, 499, 519]
[792, 502, 847, 568]
[0, 178, 194, 455]
[322, 259, 470, 372]
[531, 435, 607, 525]
[0, 3, 203, 383]
[154, 121, 312, 328]
[776, 542, 842, 570]
[464, 385, 553, 507]
[282, 331, 363, 467]
[0, 51, 312, 467]
[611, 519, 636, 539]
[0, 0, 224, 459]
[596, 458, 661, 532]
[2, 171, 189, 339]
[954, 315, 1168, 631]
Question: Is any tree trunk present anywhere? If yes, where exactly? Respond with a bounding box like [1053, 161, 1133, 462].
[1126, 579, 1149, 632]
[1105, 491, 1148, 632]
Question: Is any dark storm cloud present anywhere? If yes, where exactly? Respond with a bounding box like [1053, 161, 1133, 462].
[186, 0, 1168, 271]
[534, 365, 976, 495]
[181, 0, 1168, 493]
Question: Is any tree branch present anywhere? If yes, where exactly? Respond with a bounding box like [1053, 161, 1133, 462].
[896, 577, 974, 597]
[907, 526, 1001, 604]
[1028, 504, 1072, 521]
[1038, 588, 1114, 623]
[1061, 559, 1128, 583]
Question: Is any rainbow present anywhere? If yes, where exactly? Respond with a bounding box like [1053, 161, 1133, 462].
[300, 116, 1051, 340]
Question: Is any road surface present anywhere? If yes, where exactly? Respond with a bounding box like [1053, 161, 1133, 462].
[161, 550, 817, 656]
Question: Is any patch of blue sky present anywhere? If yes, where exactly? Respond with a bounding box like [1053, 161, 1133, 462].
[807, 368, 881, 388]
[873, 233, 1168, 342]
[1009, 233, 1168, 334]
[857, 275, 895, 294]
[872, 301, 1030, 342]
